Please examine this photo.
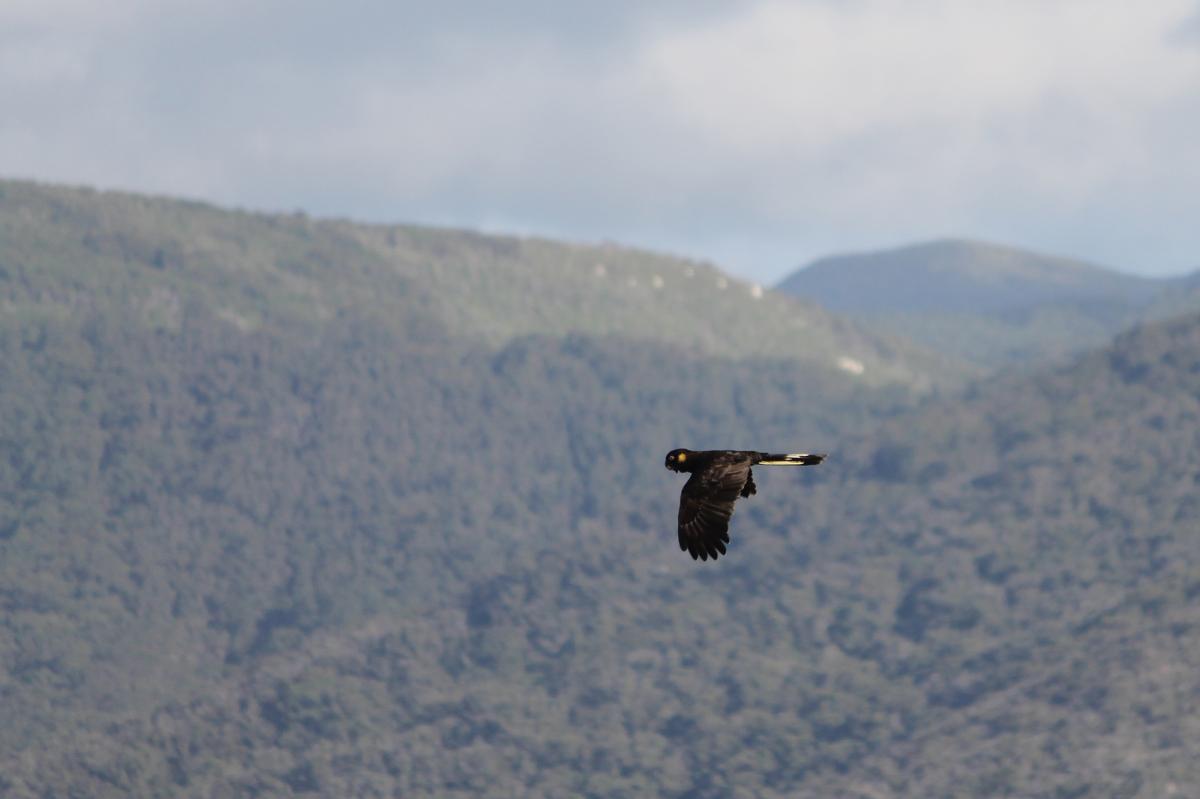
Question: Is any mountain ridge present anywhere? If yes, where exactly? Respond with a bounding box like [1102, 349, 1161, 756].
[0, 178, 962, 391]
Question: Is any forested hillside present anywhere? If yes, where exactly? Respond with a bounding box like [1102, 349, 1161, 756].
[2, 181, 1198, 797]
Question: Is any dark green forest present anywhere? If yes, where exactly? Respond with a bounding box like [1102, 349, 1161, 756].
[2, 181, 1199, 797]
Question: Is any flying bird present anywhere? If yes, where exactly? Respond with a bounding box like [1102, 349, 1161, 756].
[664, 448, 825, 561]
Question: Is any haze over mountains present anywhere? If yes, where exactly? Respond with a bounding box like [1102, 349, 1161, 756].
[2, 180, 1199, 797]
[778, 239, 1200, 369]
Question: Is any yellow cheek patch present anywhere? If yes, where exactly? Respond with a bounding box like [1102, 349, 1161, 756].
[677, 452, 687, 463]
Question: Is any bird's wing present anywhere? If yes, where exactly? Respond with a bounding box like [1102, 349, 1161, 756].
[677, 458, 751, 561]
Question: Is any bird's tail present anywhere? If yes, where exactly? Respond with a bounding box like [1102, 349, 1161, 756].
[758, 452, 826, 466]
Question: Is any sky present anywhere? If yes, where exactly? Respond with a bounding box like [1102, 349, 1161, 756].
[2, 1, 1198, 284]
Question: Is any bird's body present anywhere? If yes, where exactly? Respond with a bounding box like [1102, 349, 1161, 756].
[664, 448, 825, 561]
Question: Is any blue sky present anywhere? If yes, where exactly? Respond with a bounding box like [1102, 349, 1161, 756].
[2, 1, 1198, 283]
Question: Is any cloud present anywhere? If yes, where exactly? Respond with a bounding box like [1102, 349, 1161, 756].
[637, 1, 1199, 213]
[1, 1, 1197, 279]
[1172, 4, 1200, 44]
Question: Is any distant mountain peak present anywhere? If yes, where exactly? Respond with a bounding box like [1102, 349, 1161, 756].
[777, 238, 1158, 315]
[772, 238, 1200, 370]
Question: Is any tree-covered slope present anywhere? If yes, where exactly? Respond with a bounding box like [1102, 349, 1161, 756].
[5, 293, 1198, 798]
[0, 301, 892, 798]
[2, 180, 1199, 797]
[777, 239, 1200, 370]
[792, 313, 1200, 796]
[0, 178, 916, 797]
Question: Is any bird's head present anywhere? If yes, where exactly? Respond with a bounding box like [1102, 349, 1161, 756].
[664, 448, 691, 472]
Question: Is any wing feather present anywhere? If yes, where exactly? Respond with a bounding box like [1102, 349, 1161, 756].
[677, 457, 751, 561]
